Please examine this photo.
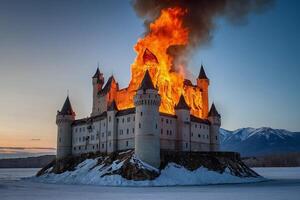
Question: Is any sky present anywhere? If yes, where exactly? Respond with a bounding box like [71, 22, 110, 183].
[0, 0, 299, 157]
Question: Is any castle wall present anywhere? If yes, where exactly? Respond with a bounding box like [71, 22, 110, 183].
[71, 111, 213, 156]
[159, 115, 177, 150]
[190, 122, 211, 151]
[116, 114, 135, 150]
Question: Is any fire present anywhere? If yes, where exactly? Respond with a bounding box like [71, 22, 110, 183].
[116, 7, 204, 118]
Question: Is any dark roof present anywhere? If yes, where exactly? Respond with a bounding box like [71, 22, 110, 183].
[99, 75, 115, 95]
[93, 68, 100, 78]
[72, 112, 107, 125]
[175, 95, 190, 110]
[59, 96, 75, 115]
[198, 65, 208, 79]
[107, 100, 118, 111]
[138, 70, 156, 90]
[143, 48, 159, 64]
[208, 103, 221, 117]
[116, 107, 135, 116]
[190, 115, 210, 125]
[160, 112, 177, 119]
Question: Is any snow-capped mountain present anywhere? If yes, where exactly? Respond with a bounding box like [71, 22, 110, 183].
[220, 127, 300, 157]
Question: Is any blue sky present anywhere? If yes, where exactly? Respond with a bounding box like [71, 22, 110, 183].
[0, 0, 299, 150]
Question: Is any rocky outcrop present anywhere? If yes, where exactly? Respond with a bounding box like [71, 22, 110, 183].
[36, 150, 260, 181]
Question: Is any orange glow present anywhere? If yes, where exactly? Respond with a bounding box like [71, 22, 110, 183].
[115, 7, 205, 118]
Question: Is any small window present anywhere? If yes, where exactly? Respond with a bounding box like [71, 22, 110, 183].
[141, 112, 143, 116]
[109, 116, 111, 122]
[132, 128, 135, 134]
[126, 141, 129, 147]
[166, 119, 169, 124]
[167, 130, 169, 135]
[139, 123, 141, 128]
[102, 143, 104, 148]
[161, 129, 163, 135]
[122, 118, 125, 123]
[79, 146, 81, 150]
[109, 141, 111, 147]
[74, 147, 76, 150]
[186, 143, 188, 149]
[156, 124, 158, 129]
[216, 136, 218, 140]
[127, 129, 129, 134]
[127, 117, 130, 122]
[198, 134, 201, 138]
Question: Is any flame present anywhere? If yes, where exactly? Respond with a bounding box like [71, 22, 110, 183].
[115, 7, 205, 118]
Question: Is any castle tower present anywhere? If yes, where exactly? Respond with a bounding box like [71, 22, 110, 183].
[134, 70, 161, 168]
[208, 103, 221, 151]
[56, 96, 75, 160]
[197, 65, 210, 118]
[107, 100, 118, 153]
[175, 95, 191, 151]
[92, 67, 104, 116]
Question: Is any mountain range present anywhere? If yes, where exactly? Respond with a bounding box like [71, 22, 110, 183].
[220, 127, 300, 156]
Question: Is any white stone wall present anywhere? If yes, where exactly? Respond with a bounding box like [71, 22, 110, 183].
[70, 108, 218, 157]
[159, 115, 177, 150]
[175, 110, 191, 151]
[190, 122, 210, 151]
[56, 115, 74, 159]
[134, 89, 161, 168]
[116, 114, 135, 150]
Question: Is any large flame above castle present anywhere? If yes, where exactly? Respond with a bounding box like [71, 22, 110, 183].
[116, 7, 205, 118]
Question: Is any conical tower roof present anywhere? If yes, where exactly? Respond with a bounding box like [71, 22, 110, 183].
[138, 70, 156, 90]
[198, 65, 208, 79]
[93, 68, 100, 78]
[208, 103, 220, 117]
[59, 96, 75, 115]
[175, 95, 190, 110]
[107, 100, 118, 111]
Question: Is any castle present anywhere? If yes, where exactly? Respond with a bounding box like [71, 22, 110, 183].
[56, 65, 221, 168]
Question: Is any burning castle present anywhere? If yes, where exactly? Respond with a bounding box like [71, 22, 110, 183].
[55, 7, 222, 168]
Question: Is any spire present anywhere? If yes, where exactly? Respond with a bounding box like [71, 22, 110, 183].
[93, 67, 100, 78]
[208, 103, 220, 117]
[198, 65, 208, 79]
[175, 95, 190, 110]
[138, 70, 156, 90]
[107, 100, 118, 111]
[59, 96, 75, 116]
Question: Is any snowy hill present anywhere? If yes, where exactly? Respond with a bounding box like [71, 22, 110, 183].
[220, 127, 300, 156]
[34, 150, 262, 186]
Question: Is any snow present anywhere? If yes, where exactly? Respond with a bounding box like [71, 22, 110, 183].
[31, 157, 263, 186]
[1, 167, 300, 200]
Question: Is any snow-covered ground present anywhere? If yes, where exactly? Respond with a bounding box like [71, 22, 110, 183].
[32, 158, 262, 186]
[1, 167, 300, 200]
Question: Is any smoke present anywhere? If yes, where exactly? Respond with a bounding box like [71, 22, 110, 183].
[132, 0, 274, 71]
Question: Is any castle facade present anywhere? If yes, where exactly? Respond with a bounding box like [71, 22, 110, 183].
[56, 66, 221, 168]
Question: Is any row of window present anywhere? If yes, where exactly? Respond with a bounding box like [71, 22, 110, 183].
[193, 124, 209, 129]
[161, 129, 173, 136]
[73, 140, 131, 151]
[161, 118, 173, 124]
[119, 128, 135, 135]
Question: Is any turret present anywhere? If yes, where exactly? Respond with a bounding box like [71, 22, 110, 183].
[107, 100, 118, 153]
[92, 67, 104, 116]
[175, 95, 191, 151]
[197, 65, 210, 118]
[56, 96, 75, 160]
[208, 103, 221, 151]
[134, 70, 161, 168]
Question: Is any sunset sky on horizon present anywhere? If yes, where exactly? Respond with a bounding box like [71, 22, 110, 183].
[0, 0, 299, 155]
